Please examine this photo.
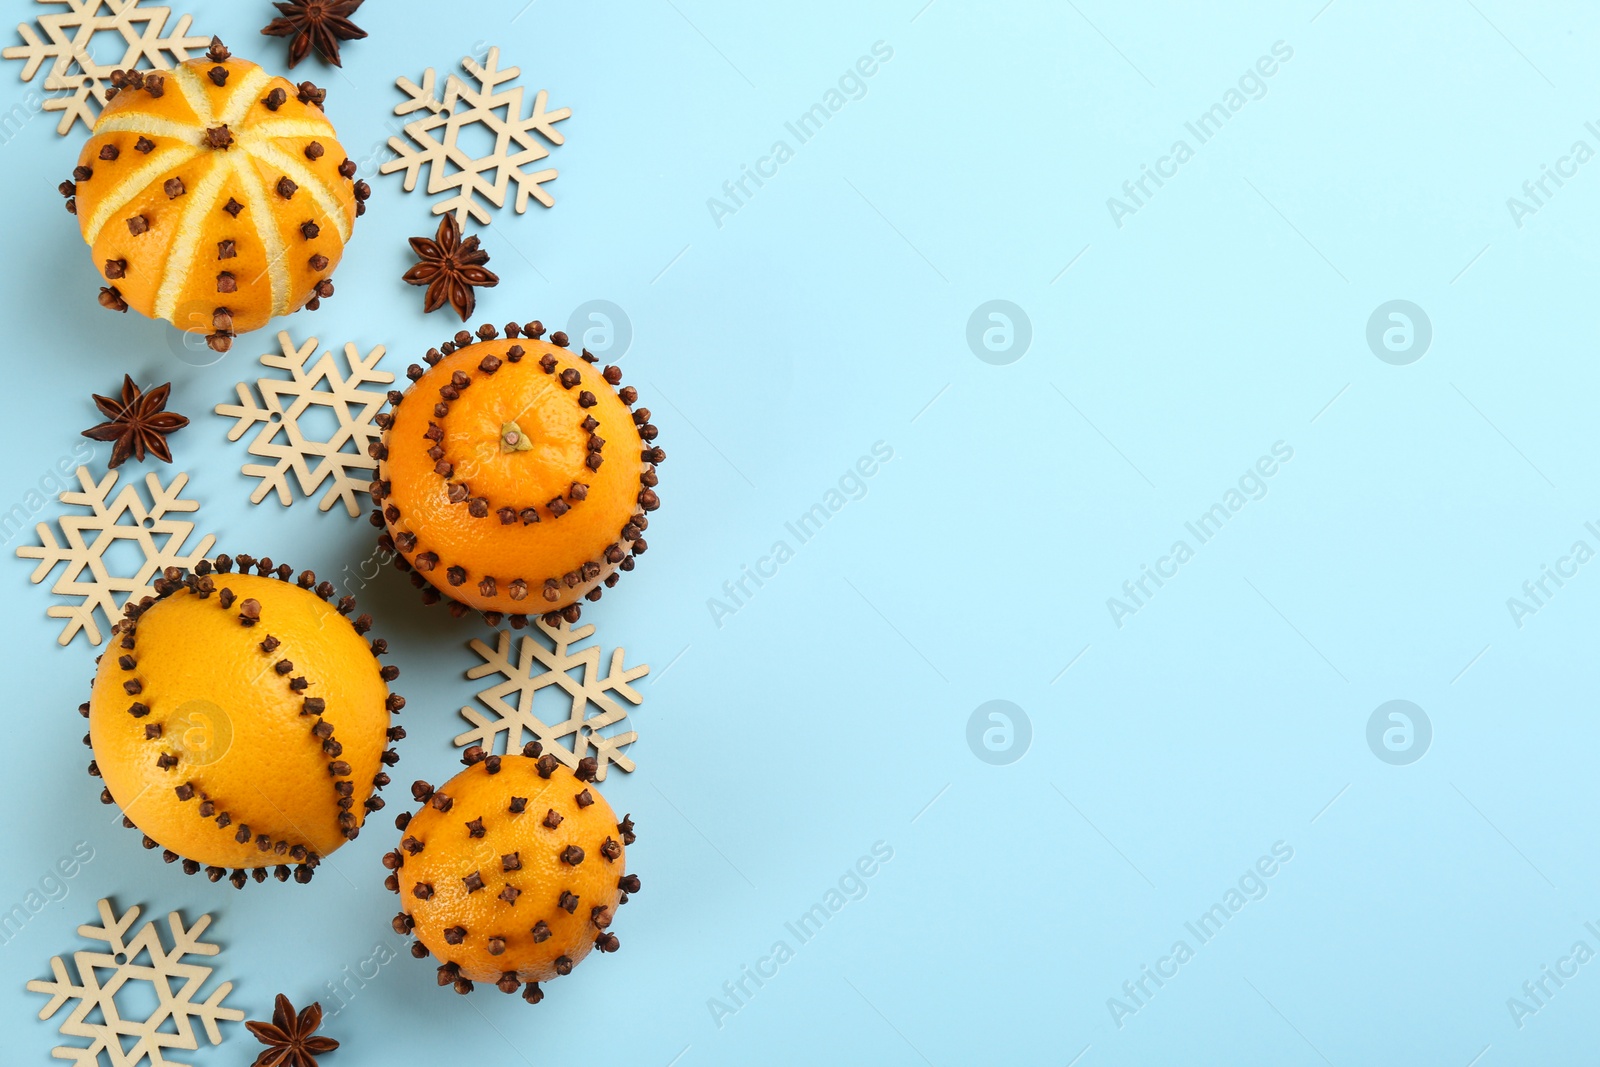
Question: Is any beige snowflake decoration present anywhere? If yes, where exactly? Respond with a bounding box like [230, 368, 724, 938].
[215, 331, 394, 517]
[380, 46, 572, 224]
[457, 618, 648, 780]
[4, 0, 212, 136]
[29, 898, 244, 1067]
[16, 465, 215, 646]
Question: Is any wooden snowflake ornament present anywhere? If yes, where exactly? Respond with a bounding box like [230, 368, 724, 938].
[216, 331, 394, 517]
[4, 0, 212, 135]
[456, 618, 647, 780]
[16, 465, 215, 646]
[28, 898, 244, 1067]
[380, 47, 571, 224]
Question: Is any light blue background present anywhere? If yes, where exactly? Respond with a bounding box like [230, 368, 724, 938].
[1, 0, 1596, 1063]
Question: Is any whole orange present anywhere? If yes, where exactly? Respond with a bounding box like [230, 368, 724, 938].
[86, 555, 403, 887]
[373, 321, 662, 626]
[386, 747, 638, 1002]
[62, 38, 368, 352]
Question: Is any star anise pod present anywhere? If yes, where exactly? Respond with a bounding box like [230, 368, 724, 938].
[81, 375, 189, 469]
[246, 993, 340, 1067]
[402, 214, 499, 321]
[261, 0, 367, 69]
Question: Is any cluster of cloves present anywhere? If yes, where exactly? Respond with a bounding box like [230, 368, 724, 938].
[103, 67, 165, 103]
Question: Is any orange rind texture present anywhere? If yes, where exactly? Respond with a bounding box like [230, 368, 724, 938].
[386, 748, 638, 1002]
[85, 555, 403, 887]
[373, 321, 663, 627]
[63, 42, 367, 351]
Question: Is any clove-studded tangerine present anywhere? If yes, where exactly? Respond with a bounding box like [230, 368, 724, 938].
[60, 38, 370, 352]
[371, 321, 663, 627]
[83, 555, 404, 888]
[386, 746, 638, 1003]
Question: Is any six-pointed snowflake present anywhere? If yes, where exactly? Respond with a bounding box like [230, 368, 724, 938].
[380, 46, 572, 224]
[4, 0, 212, 136]
[216, 331, 394, 517]
[16, 465, 215, 646]
[28, 898, 244, 1067]
[457, 618, 648, 780]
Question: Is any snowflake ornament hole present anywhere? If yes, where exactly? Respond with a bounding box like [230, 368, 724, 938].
[112, 982, 163, 1033]
[97, 523, 170, 570]
[450, 121, 499, 166]
[291, 403, 345, 447]
[528, 684, 615, 746]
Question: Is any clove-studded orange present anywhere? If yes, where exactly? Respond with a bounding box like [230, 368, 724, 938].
[60, 38, 369, 352]
[386, 746, 638, 1003]
[84, 555, 404, 888]
[372, 321, 663, 627]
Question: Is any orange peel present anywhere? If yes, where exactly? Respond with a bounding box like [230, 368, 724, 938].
[386, 746, 637, 1003]
[84, 554, 403, 887]
[372, 321, 663, 626]
[61, 39, 367, 351]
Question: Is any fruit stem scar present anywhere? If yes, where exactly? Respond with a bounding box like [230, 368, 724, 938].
[499, 420, 533, 454]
